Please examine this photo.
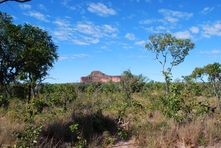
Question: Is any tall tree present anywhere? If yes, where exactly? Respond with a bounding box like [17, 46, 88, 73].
[145, 33, 195, 94]
[190, 62, 221, 112]
[18, 24, 58, 101]
[0, 12, 58, 101]
[0, 12, 23, 87]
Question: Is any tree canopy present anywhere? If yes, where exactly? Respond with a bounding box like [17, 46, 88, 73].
[145, 33, 195, 94]
[0, 11, 58, 100]
[190, 62, 221, 111]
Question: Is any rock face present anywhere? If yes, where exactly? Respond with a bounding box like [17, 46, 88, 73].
[80, 71, 121, 83]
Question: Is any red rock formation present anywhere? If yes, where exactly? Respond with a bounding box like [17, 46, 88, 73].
[80, 71, 121, 83]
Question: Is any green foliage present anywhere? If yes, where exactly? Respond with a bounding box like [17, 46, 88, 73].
[120, 70, 147, 101]
[0, 94, 9, 107]
[0, 11, 58, 101]
[33, 97, 48, 113]
[43, 84, 77, 111]
[190, 62, 221, 111]
[162, 83, 197, 123]
[11, 85, 27, 100]
[145, 33, 195, 94]
[117, 128, 129, 140]
[13, 122, 43, 148]
[69, 123, 79, 133]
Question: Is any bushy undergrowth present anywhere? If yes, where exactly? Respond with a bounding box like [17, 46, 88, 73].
[0, 82, 221, 147]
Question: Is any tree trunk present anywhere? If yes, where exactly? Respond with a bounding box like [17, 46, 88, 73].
[164, 75, 169, 95]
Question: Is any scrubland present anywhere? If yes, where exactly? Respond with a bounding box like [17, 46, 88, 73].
[0, 81, 221, 148]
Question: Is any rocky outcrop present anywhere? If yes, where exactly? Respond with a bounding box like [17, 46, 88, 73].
[80, 71, 121, 83]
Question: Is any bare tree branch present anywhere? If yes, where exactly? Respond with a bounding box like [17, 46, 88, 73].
[0, 0, 31, 4]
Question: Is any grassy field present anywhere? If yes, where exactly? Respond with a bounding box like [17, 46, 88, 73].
[0, 81, 221, 148]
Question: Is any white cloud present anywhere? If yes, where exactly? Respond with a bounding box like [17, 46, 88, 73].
[201, 21, 221, 38]
[88, 3, 117, 17]
[125, 33, 135, 40]
[200, 7, 214, 15]
[103, 24, 118, 33]
[72, 39, 89, 45]
[52, 20, 118, 45]
[158, 9, 193, 23]
[75, 22, 102, 37]
[72, 54, 90, 58]
[53, 19, 70, 27]
[53, 28, 73, 41]
[173, 31, 192, 39]
[82, 36, 100, 44]
[189, 26, 199, 34]
[19, 4, 32, 10]
[61, 0, 76, 10]
[25, 11, 49, 22]
[58, 56, 69, 60]
[38, 4, 47, 11]
[75, 22, 118, 38]
[139, 19, 166, 24]
[135, 40, 146, 46]
[144, 25, 167, 33]
[59, 54, 90, 60]
[199, 49, 221, 54]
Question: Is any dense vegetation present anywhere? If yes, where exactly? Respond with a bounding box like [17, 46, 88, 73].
[1, 11, 221, 148]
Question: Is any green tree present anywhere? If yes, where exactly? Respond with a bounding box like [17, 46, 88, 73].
[190, 62, 221, 112]
[120, 70, 147, 100]
[0, 12, 24, 90]
[145, 33, 195, 94]
[0, 12, 58, 101]
[18, 24, 58, 101]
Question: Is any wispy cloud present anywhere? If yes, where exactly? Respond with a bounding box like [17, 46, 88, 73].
[52, 20, 118, 45]
[158, 9, 193, 23]
[19, 4, 32, 10]
[135, 40, 146, 46]
[143, 26, 167, 33]
[201, 21, 221, 38]
[61, 0, 76, 10]
[200, 7, 214, 15]
[173, 31, 193, 39]
[199, 49, 221, 54]
[139, 19, 166, 24]
[25, 11, 49, 22]
[72, 54, 90, 58]
[87, 3, 117, 17]
[53, 19, 70, 27]
[125, 33, 135, 40]
[59, 54, 90, 60]
[38, 4, 47, 11]
[189, 26, 199, 34]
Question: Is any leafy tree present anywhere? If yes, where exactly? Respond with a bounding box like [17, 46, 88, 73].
[145, 33, 195, 94]
[18, 24, 58, 101]
[120, 70, 147, 100]
[190, 62, 221, 112]
[0, 12, 24, 90]
[0, 12, 58, 101]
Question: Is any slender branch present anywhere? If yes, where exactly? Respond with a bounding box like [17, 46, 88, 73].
[0, 0, 31, 4]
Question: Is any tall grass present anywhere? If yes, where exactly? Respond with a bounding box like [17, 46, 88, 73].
[0, 82, 221, 147]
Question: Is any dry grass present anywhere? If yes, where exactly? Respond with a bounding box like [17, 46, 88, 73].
[1, 85, 221, 147]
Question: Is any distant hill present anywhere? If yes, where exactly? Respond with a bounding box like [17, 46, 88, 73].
[80, 71, 121, 83]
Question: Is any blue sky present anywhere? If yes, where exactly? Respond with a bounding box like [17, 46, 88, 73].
[1, 0, 221, 83]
